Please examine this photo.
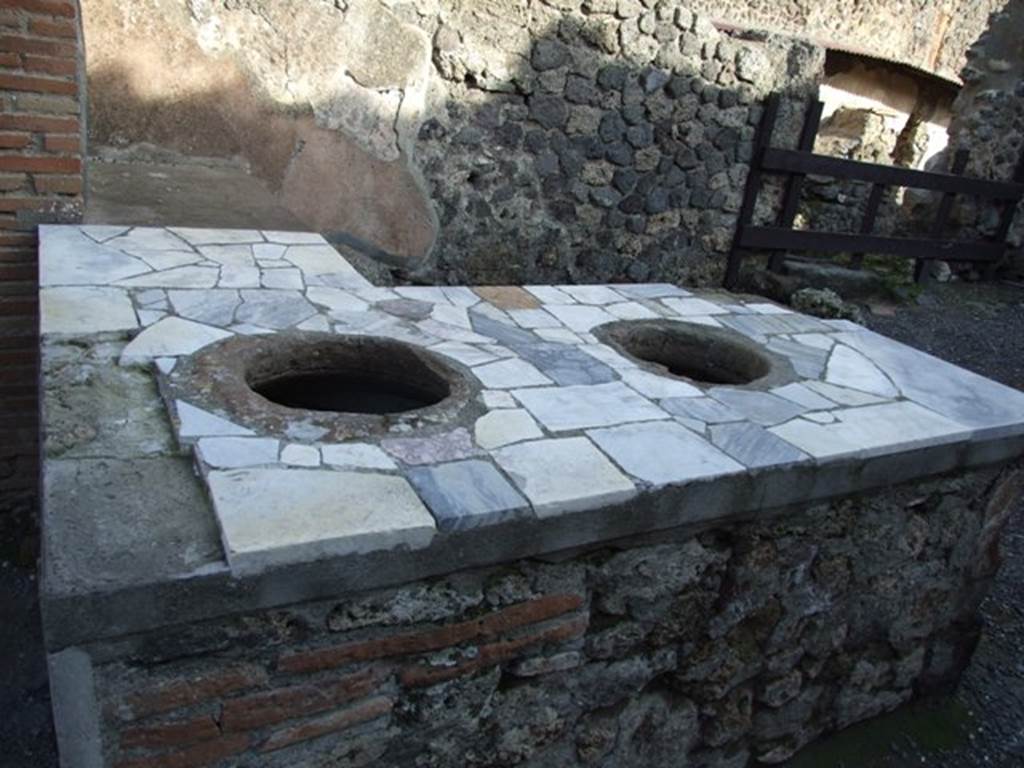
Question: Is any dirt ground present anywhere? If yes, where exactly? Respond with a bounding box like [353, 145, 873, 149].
[2, 181, 1022, 767]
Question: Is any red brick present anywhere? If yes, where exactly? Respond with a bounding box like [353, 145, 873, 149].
[399, 614, 589, 688]
[0, 34, 74, 57]
[0, 264, 33, 280]
[0, 433, 37, 454]
[0, 50, 18, 65]
[0, 410, 37, 426]
[0, 197, 44, 212]
[0, 154, 80, 173]
[0, 364, 36, 382]
[114, 734, 251, 768]
[23, 53, 74, 76]
[0, 250, 35, 263]
[0, 72, 76, 94]
[220, 666, 387, 733]
[0, 113, 77, 132]
[0, 333, 34, 352]
[0, 311, 34, 329]
[42, 133, 76, 152]
[33, 173, 79, 194]
[0, 331, 34, 350]
[0, 132, 31, 148]
[0, 405, 38, 420]
[28, 17, 74, 37]
[0, 271, 33, 286]
[0, 349, 34, 364]
[0, 300, 36, 316]
[119, 714, 220, 750]
[259, 696, 393, 754]
[0, 9, 22, 28]
[0, 280, 35, 297]
[0, 232, 34, 248]
[122, 666, 268, 720]
[0, 173, 28, 191]
[0, 0, 76, 18]
[278, 594, 584, 675]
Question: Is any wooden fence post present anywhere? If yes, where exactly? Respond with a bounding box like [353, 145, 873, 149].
[724, 93, 781, 290]
[915, 149, 969, 282]
[769, 99, 824, 273]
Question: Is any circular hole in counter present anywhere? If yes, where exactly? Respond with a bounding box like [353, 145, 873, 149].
[246, 336, 453, 415]
[595, 319, 775, 386]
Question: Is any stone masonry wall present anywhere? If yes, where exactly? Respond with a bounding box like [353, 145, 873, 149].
[74, 464, 1022, 768]
[90, 0, 822, 287]
[407, 4, 822, 286]
[941, 0, 1024, 274]
[0, 0, 86, 539]
[76, 1, 1014, 286]
[682, 0, 1005, 84]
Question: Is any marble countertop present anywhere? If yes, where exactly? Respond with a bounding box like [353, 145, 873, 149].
[39, 225, 1024, 584]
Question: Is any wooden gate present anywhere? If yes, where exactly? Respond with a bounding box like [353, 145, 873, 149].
[723, 94, 1024, 289]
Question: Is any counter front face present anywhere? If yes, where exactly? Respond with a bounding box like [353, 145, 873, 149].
[38, 225, 1024, 602]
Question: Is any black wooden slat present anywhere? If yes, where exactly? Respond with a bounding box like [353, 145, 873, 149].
[768, 100, 825, 273]
[916, 149, 969, 281]
[724, 94, 781, 289]
[739, 226, 1006, 262]
[984, 153, 1024, 279]
[993, 153, 1024, 243]
[849, 183, 886, 270]
[761, 148, 1024, 200]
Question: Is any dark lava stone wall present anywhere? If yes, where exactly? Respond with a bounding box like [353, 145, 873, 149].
[404, 2, 823, 286]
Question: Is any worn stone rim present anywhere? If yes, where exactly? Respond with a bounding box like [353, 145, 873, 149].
[594, 319, 797, 390]
[169, 332, 480, 441]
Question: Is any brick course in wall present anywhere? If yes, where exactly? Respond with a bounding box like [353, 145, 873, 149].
[0, 0, 84, 532]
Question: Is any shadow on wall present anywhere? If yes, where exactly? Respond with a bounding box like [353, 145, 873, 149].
[85, 2, 826, 286]
[86, 59, 436, 265]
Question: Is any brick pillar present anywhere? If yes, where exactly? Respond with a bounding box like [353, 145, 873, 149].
[0, 0, 85, 544]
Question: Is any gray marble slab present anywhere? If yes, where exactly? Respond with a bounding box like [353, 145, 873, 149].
[588, 421, 743, 486]
[514, 381, 668, 431]
[708, 388, 808, 426]
[406, 459, 530, 532]
[235, 290, 317, 329]
[660, 396, 745, 423]
[708, 422, 807, 468]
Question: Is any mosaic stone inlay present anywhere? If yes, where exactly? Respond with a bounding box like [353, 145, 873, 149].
[39, 226, 1024, 575]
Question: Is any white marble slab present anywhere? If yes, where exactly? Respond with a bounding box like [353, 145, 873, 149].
[770, 401, 971, 460]
[588, 421, 743, 486]
[198, 437, 280, 468]
[40, 287, 138, 335]
[321, 443, 398, 470]
[208, 469, 436, 575]
[39, 227, 150, 286]
[176, 401, 254, 438]
[120, 317, 232, 364]
[513, 382, 668, 431]
[494, 437, 637, 517]
[474, 409, 543, 450]
[473, 358, 553, 389]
